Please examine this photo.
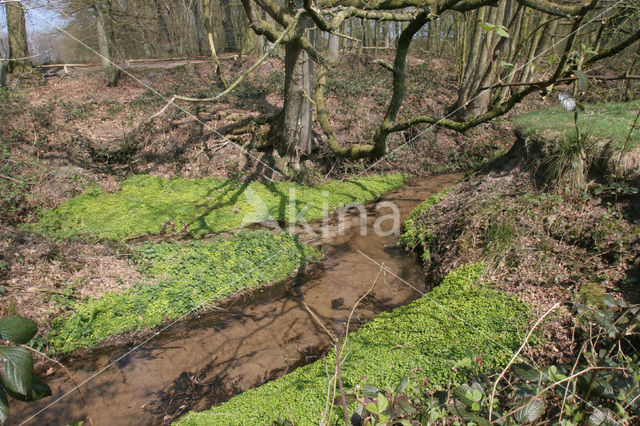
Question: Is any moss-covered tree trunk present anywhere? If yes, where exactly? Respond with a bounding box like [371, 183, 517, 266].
[6, 1, 32, 74]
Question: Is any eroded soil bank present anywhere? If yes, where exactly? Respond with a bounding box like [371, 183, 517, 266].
[11, 173, 462, 425]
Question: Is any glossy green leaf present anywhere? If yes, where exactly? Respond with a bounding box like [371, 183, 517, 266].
[394, 395, 415, 416]
[0, 316, 37, 345]
[455, 384, 476, 406]
[363, 384, 380, 399]
[452, 401, 492, 425]
[512, 364, 541, 382]
[377, 393, 388, 413]
[395, 376, 409, 394]
[513, 398, 545, 424]
[0, 386, 7, 425]
[587, 408, 609, 425]
[0, 347, 33, 395]
[5, 376, 51, 402]
[365, 402, 379, 414]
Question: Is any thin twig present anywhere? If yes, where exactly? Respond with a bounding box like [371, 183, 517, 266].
[303, 302, 337, 343]
[20, 344, 86, 404]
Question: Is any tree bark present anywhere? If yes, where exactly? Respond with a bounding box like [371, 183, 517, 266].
[277, 40, 314, 167]
[93, 0, 120, 87]
[327, 32, 340, 62]
[6, 1, 32, 74]
[220, 0, 239, 52]
[426, 16, 438, 51]
[153, 0, 174, 55]
[203, 0, 227, 86]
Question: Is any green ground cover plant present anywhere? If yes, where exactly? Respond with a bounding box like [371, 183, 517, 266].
[399, 189, 450, 263]
[177, 263, 529, 425]
[47, 230, 320, 353]
[30, 174, 405, 240]
[512, 100, 640, 151]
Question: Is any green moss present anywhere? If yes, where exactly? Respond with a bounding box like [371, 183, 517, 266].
[512, 100, 640, 151]
[29, 174, 405, 240]
[399, 189, 450, 263]
[177, 263, 529, 425]
[47, 230, 321, 353]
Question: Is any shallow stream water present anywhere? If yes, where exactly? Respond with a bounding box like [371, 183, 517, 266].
[12, 173, 462, 425]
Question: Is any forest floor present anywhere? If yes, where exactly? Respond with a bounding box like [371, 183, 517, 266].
[0, 53, 518, 344]
[3, 51, 639, 423]
[180, 99, 640, 424]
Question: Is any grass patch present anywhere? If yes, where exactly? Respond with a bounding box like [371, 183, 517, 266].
[399, 189, 450, 263]
[512, 100, 640, 151]
[47, 230, 320, 353]
[177, 263, 529, 425]
[482, 219, 516, 267]
[29, 174, 405, 240]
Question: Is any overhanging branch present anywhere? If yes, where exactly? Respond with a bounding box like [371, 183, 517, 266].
[149, 11, 303, 119]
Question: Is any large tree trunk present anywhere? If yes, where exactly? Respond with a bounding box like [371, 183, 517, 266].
[220, 0, 238, 52]
[327, 32, 340, 62]
[94, 0, 120, 87]
[182, 0, 206, 56]
[426, 17, 438, 51]
[153, 0, 174, 56]
[6, 1, 31, 74]
[276, 41, 314, 168]
[0, 61, 7, 87]
[382, 22, 390, 48]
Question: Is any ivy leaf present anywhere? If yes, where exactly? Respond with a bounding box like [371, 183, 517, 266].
[0, 347, 33, 395]
[0, 386, 7, 425]
[0, 316, 37, 345]
[5, 376, 51, 402]
[513, 398, 545, 424]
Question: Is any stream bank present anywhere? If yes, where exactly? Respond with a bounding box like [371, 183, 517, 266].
[11, 173, 462, 425]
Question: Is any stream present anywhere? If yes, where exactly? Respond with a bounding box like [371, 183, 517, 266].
[12, 173, 462, 425]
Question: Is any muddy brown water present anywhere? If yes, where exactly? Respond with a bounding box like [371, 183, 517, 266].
[12, 173, 461, 425]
